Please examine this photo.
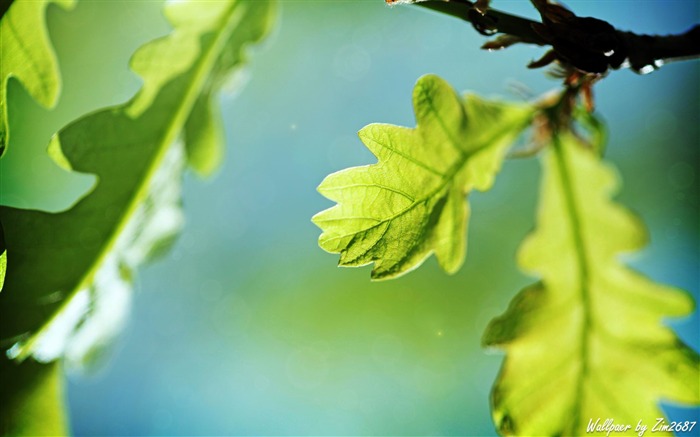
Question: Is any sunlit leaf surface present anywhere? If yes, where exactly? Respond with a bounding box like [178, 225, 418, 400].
[0, 0, 75, 156]
[483, 131, 700, 436]
[313, 74, 533, 280]
[0, 0, 275, 366]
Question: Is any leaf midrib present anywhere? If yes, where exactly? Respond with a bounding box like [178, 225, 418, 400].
[13, 2, 245, 360]
[552, 135, 593, 434]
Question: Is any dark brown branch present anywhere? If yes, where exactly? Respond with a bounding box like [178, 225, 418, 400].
[416, 0, 700, 74]
[619, 26, 700, 72]
[418, 0, 545, 45]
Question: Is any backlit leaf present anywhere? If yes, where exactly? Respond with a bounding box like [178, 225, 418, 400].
[313, 74, 534, 280]
[0, 0, 275, 367]
[483, 130, 699, 435]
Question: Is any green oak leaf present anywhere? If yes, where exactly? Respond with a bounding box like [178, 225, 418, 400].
[0, 0, 275, 366]
[0, 0, 75, 156]
[313, 74, 534, 280]
[483, 130, 699, 436]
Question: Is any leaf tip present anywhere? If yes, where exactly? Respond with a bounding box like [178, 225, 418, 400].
[186, 143, 224, 178]
[310, 210, 325, 229]
[435, 249, 466, 276]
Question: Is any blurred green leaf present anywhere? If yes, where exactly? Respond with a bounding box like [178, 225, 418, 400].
[184, 91, 225, 176]
[313, 74, 534, 280]
[0, 0, 75, 156]
[0, 0, 275, 366]
[483, 130, 699, 435]
[0, 253, 5, 291]
[0, 359, 67, 436]
[0, 222, 5, 291]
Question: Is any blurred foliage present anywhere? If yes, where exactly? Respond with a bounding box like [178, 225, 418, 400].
[0, 0, 275, 434]
[0, 0, 275, 364]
